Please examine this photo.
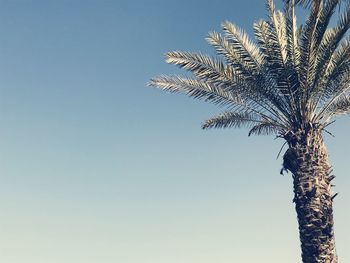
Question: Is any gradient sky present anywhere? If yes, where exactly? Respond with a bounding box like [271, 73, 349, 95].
[0, 0, 349, 262]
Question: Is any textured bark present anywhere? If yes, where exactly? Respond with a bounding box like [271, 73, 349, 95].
[283, 124, 337, 263]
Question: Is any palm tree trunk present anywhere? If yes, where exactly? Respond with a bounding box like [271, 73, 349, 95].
[283, 124, 337, 263]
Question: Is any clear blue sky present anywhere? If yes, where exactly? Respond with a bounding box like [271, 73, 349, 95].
[0, 0, 349, 262]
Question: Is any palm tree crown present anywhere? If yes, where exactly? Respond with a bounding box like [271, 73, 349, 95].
[150, 0, 350, 138]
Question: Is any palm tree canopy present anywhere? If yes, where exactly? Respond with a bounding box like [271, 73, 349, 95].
[149, 0, 350, 137]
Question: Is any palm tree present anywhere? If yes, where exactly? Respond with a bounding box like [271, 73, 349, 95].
[149, 0, 349, 262]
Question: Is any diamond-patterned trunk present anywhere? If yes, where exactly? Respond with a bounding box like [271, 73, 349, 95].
[283, 125, 337, 263]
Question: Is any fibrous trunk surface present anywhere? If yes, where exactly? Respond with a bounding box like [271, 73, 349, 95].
[283, 124, 337, 263]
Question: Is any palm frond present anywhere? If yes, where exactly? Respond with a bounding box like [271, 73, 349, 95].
[221, 21, 264, 70]
[165, 51, 231, 82]
[248, 121, 282, 136]
[257, 1, 288, 68]
[201, 111, 262, 129]
[206, 32, 256, 77]
[316, 7, 350, 70]
[253, 20, 292, 99]
[314, 72, 350, 121]
[299, 0, 321, 92]
[316, 39, 350, 100]
[284, 0, 344, 8]
[285, 0, 301, 69]
[309, 6, 350, 105]
[322, 94, 350, 120]
[314, 0, 340, 48]
[267, 0, 289, 64]
[254, 3, 301, 121]
[253, 68, 294, 121]
[284, 1, 303, 121]
[285, 0, 315, 8]
[148, 75, 243, 107]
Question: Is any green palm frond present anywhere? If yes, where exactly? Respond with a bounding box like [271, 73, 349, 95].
[165, 51, 231, 82]
[285, 0, 301, 69]
[317, 40, 350, 98]
[314, 0, 340, 48]
[206, 32, 256, 77]
[284, 0, 344, 8]
[248, 121, 282, 136]
[329, 39, 350, 81]
[284, 1, 303, 119]
[253, 69, 294, 121]
[255, 3, 301, 120]
[254, 8, 285, 72]
[201, 111, 262, 129]
[165, 51, 256, 96]
[314, 71, 350, 120]
[148, 75, 243, 107]
[253, 21, 291, 98]
[221, 21, 264, 70]
[316, 10, 350, 73]
[310, 6, 350, 107]
[299, 0, 321, 91]
[149, 75, 289, 126]
[324, 72, 350, 101]
[322, 94, 350, 120]
[267, 0, 288, 64]
[285, 0, 315, 8]
[253, 13, 290, 87]
[315, 6, 350, 83]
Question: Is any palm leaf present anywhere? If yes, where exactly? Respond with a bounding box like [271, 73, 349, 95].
[165, 51, 231, 82]
[253, 20, 291, 97]
[314, 72, 350, 121]
[285, 0, 301, 69]
[284, 0, 344, 8]
[201, 111, 262, 129]
[317, 39, 350, 99]
[248, 121, 282, 136]
[254, 4, 300, 121]
[148, 75, 243, 107]
[310, 6, 350, 106]
[221, 21, 263, 70]
[286, 0, 315, 8]
[206, 32, 256, 77]
[299, 0, 321, 92]
[323, 94, 350, 120]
